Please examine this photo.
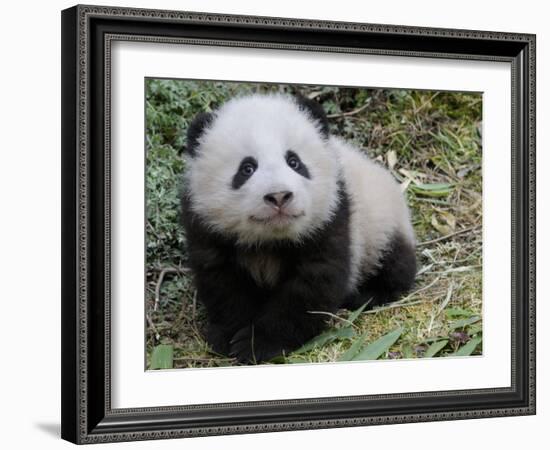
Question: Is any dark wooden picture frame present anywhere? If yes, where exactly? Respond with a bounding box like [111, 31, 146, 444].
[61, 4, 536, 444]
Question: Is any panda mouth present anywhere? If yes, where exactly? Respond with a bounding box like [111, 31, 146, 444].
[249, 212, 304, 225]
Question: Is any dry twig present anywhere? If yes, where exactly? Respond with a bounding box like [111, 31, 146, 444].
[417, 225, 481, 248]
[326, 101, 370, 119]
[154, 266, 191, 311]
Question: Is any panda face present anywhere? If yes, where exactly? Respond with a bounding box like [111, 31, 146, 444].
[230, 149, 309, 227]
[185, 94, 340, 245]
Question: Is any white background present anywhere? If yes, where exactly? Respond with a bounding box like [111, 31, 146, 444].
[0, 0, 546, 449]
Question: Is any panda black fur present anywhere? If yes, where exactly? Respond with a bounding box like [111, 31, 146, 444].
[181, 93, 416, 363]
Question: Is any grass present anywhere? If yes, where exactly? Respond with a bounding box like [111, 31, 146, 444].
[145, 79, 483, 369]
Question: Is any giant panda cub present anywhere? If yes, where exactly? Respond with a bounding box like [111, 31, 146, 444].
[181, 93, 416, 363]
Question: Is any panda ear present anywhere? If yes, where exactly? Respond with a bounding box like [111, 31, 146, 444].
[186, 112, 214, 157]
[295, 95, 329, 139]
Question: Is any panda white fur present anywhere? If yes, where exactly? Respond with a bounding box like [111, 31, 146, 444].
[181, 93, 416, 363]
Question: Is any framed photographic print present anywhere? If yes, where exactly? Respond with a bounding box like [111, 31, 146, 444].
[61, 4, 536, 444]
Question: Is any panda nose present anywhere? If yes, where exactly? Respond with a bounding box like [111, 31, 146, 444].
[264, 191, 294, 209]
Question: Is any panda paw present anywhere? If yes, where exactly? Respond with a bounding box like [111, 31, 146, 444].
[205, 323, 231, 355]
[229, 325, 284, 364]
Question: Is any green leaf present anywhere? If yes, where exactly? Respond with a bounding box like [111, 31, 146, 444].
[149, 344, 174, 369]
[449, 316, 481, 330]
[293, 327, 355, 355]
[286, 357, 307, 364]
[411, 183, 454, 198]
[346, 302, 370, 324]
[414, 183, 454, 191]
[424, 340, 449, 358]
[352, 328, 403, 361]
[445, 307, 473, 318]
[338, 333, 369, 361]
[421, 335, 447, 344]
[453, 336, 482, 356]
[268, 355, 287, 364]
[468, 324, 483, 336]
[402, 344, 414, 359]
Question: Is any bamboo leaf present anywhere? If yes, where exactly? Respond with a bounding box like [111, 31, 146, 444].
[338, 333, 369, 361]
[424, 340, 449, 358]
[352, 328, 403, 361]
[449, 316, 481, 330]
[293, 327, 355, 355]
[453, 336, 482, 356]
[445, 308, 473, 318]
[411, 183, 454, 198]
[468, 324, 483, 336]
[149, 344, 174, 369]
[347, 302, 370, 325]
[414, 183, 453, 191]
[269, 355, 286, 364]
[402, 344, 415, 359]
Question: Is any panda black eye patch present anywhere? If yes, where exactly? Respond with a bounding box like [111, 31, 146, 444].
[286, 150, 310, 179]
[232, 156, 258, 189]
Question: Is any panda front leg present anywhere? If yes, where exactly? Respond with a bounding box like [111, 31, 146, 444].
[194, 274, 259, 356]
[229, 277, 343, 363]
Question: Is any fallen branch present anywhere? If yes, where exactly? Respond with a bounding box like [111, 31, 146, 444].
[154, 266, 191, 311]
[146, 313, 160, 341]
[191, 290, 197, 320]
[307, 311, 356, 328]
[326, 101, 370, 119]
[417, 225, 481, 248]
